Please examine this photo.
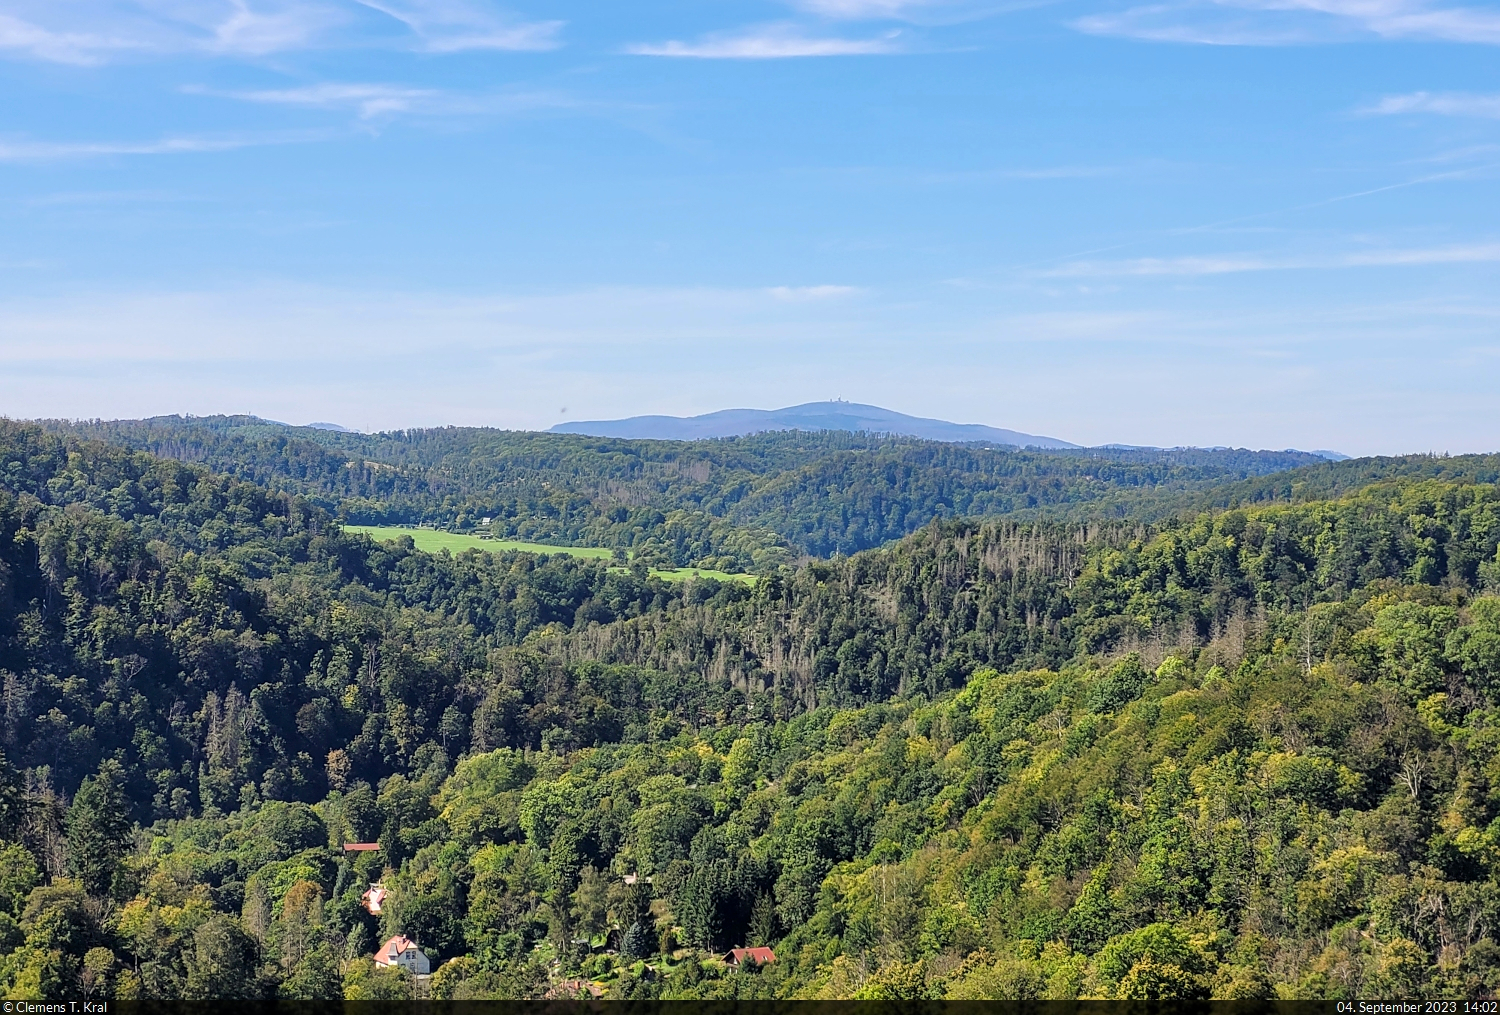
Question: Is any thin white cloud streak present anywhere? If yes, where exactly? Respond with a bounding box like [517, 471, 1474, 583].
[0, 12, 146, 63]
[1072, 8, 1319, 44]
[1352, 1, 1500, 42]
[1369, 91, 1500, 118]
[0, 1, 348, 61]
[204, 1, 346, 54]
[767, 285, 861, 300]
[189, 82, 592, 122]
[0, 2, 342, 62]
[787, 0, 1027, 25]
[1043, 242, 1500, 277]
[190, 82, 438, 118]
[1075, 0, 1500, 45]
[0, 0, 557, 64]
[0, 131, 319, 161]
[628, 23, 901, 57]
[982, 161, 1500, 283]
[792, 0, 937, 16]
[351, 0, 561, 51]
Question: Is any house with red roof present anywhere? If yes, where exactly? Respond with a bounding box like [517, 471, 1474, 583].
[374, 935, 431, 975]
[361, 883, 387, 916]
[722, 947, 775, 967]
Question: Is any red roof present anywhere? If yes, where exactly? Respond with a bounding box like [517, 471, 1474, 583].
[343, 842, 381, 851]
[375, 935, 421, 966]
[725, 947, 776, 965]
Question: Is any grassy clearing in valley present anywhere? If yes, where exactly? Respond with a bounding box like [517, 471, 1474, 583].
[344, 526, 755, 583]
[343, 525, 613, 559]
[643, 567, 756, 584]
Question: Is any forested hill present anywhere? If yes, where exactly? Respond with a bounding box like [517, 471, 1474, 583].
[1131, 452, 1500, 519]
[40, 415, 1331, 566]
[7, 417, 1500, 999]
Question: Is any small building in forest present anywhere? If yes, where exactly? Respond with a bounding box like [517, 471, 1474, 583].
[551, 979, 605, 998]
[723, 947, 776, 967]
[361, 883, 387, 915]
[374, 935, 431, 975]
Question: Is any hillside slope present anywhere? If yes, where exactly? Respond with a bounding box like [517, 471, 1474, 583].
[39, 416, 1334, 565]
[4, 420, 1500, 999]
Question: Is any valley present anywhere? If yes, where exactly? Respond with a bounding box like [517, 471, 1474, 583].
[1, 417, 1498, 1000]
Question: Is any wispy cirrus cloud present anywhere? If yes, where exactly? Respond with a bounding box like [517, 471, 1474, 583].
[1073, 6, 1327, 44]
[0, 130, 320, 161]
[1075, 0, 1500, 45]
[351, 0, 560, 51]
[768, 284, 861, 300]
[0, 0, 558, 64]
[187, 82, 439, 118]
[0, 1, 347, 63]
[204, 1, 347, 55]
[0, 12, 148, 63]
[786, 0, 1014, 24]
[791, 0, 938, 17]
[188, 81, 586, 121]
[628, 22, 901, 58]
[1042, 242, 1500, 277]
[1367, 91, 1500, 117]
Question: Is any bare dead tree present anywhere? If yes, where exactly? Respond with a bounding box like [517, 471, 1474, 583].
[1041, 708, 1069, 739]
[968, 769, 990, 808]
[1398, 751, 1427, 801]
[1302, 608, 1315, 675]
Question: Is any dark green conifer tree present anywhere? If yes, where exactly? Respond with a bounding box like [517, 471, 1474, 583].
[65, 760, 131, 897]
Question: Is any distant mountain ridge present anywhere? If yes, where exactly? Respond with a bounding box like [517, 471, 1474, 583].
[551, 400, 1080, 449]
[550, 401, 1347, 459]
[1103, 442, 1349, 461]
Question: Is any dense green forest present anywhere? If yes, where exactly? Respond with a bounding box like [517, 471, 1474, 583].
[44, 415, 1338, 568]
[6, 417, 1500, 999]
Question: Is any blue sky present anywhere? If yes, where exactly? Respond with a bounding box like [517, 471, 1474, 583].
[1, 0, 1498, 454]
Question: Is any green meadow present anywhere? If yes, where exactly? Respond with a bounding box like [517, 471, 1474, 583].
[343, 525, 614, 558]
[644, 566, 756, 584]
[342, 525, 754, 583]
